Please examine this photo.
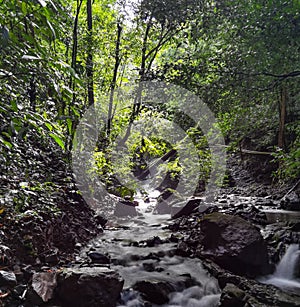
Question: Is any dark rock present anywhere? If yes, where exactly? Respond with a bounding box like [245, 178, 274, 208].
[13, 265, 24, 282]
[31, 272, 57, 302]
[219, 283, 246, 307]
[281, 192, 300, 211]
[0, 245, 13, 265]
[203, 260, 300, 307]
[234, 205, 268, 226]
[94, 214, 108, 227]
[114, 202, 138, 217]
[0, 270, 17, 287]
[155, 200, 171, 214]
[45, 250, 59, 264]
[291, 222, 300, 232]
[169, 234, 179, 243]
[142, 262, 156, 272]
[144, 236, 163, 247]
[157, 171, 179, 192]
[155, 266, 164, 272]
[198, 213, 271, 277]
[176, 241, 190, 256]
[133, 280, 175, 304]
[171, 198, 203, 219]
[157, 188, 174, 200]
[56, 267, 124, 307]
[121, 198, 139, 207]
[88, 251, 110, 264]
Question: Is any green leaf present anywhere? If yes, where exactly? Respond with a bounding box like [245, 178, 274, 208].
[45, 122, 53, 131]
[11, 100, 18, 112]
[0, 137, 12, 149]
[66, 118, 72, 135]
[21, 2, 27, 14]
[49, 133, 65, 150]
[71, 106, 80, 117]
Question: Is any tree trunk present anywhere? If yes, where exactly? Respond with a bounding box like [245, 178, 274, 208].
[107, 22, 122, 139]
[86, 0, 94, 107]
[278, 86, 287, 149]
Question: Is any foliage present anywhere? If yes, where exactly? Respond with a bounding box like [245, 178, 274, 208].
[1, 0, 299, 225]
[273, 123, 300, 181]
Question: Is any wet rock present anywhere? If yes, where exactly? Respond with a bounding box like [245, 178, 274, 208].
[0, 270, 17, 287]
[203, 260, 300, 307]
[171, 198, 202, 219]
[56, 267, 124, 307]
[31, 271, 57, 302]
[155, 200, 171, 214]
[142, 261, 156, 272]
[176, 241, 190, 256]
[219, 283, 247, 307]
[198, 213, 271, 277]
[94, 214, 108, 227]
[114, 202, 138, 217]
[88, 251, 110, 264]
[133, 280, 175, 304]
[281, 192, 300, 211]
[144, 236, 163, 247]
[234, 205, 268, 226]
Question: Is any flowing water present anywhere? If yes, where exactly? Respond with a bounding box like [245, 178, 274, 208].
[263, 209, 300, 223]
[83, 189, 221, 307]
[260, 244, 300, 294]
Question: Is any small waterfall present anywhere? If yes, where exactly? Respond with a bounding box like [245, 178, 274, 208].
[274, 244, 300, 279]
[260, 244, 300, 293]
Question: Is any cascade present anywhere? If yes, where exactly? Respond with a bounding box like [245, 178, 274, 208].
[274, 244, 300, 279]
[261, 244, 300, 293]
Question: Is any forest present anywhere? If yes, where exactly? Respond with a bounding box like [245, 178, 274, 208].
[0, 0, 300, 306]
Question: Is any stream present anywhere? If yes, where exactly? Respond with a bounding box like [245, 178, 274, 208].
[79, 186, 300, 306]
[81, 189, 221, 306]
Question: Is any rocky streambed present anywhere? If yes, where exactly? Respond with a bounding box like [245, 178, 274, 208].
[1, 182, 300, 306]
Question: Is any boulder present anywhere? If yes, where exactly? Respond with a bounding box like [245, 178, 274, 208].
[87, 251, 110, 264]
[281, 192, 300, 211]
[219, 283, 247, 307]
[32, 272, 57, 302]
[172, 200, 217, 219]
[114, 202, 138, 217]
[198, 213, 270, 277]
[171, 198, 202, 219]
[133, 280, 175, 304]
[56, 267, 124, 307]
[203, 260, 300, 307]
[154, 200, 171, 214]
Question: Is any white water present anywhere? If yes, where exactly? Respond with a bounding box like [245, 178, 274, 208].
[260, 244, 300, 293]
[86, 187, 220, 307]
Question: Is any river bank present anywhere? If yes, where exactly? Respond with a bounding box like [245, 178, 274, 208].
[1, 154, 300, 306]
